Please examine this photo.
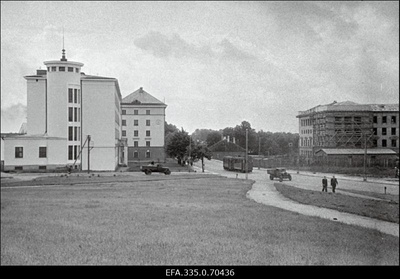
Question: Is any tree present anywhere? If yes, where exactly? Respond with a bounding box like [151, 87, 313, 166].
[190, 143, 212, 172]
[165, 121, 179, 138]
[165, 128, 191, 165]
[206, 131, 222, 147]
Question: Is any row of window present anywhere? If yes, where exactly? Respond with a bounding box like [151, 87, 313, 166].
[15, 147, 46, 158]
[68, 107, 81, 122]
[122, 109, 151, 115]
[68, 126, 81, 141]
[301, 129, 312, 134]
[373, 127, 397, 136]
[122, 119, 151, 126]
[48, 66, 80, 73]
[377, 139, 397, 148]
[373, 115, 396, 124]
[300, 119, 312, 126]
[122, 130, 151, 137]
[132, 150, 152, 158]
[68, 88, 80, 104]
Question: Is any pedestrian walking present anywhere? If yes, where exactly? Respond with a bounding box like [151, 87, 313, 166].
[331, 176, 338, 193]
[322, 176, 328, 192]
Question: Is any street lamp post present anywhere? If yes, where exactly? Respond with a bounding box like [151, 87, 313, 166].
[245, 129, 248, 180]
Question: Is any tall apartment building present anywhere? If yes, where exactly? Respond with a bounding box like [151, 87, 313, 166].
[2, 49, 125, 171]
[297, 101, 399, 160]
[121, 87, 167, 165]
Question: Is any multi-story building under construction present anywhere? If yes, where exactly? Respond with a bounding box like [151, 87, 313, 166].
[297, 101, 399, 166]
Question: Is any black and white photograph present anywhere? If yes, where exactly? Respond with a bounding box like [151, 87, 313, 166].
[1, 1, 399, 268]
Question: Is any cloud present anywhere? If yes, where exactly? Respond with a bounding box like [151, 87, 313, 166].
[1, 103, 26, 133]
[134, 31, 256, 63]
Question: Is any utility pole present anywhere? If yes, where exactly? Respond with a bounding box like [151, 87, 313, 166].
[87, 135, 91, 174]
[245, 129, 248, 180]
[363, 133, 367, 181]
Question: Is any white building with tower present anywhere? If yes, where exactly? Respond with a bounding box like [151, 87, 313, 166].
[2, 49, 126, 172]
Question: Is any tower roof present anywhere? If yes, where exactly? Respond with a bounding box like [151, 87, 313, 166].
[122, 87, 166, 105]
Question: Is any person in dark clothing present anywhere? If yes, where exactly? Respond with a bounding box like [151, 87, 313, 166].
[331, 176, 338, 193]
[322, 176, 328, 192]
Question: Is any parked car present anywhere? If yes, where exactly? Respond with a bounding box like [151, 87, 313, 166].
[267, 168, 292, 182]
[140, 164, 171, 175]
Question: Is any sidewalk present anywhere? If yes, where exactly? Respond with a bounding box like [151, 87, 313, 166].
[192, 163, 399, 237]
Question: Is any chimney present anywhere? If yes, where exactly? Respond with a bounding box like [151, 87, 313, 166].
[139, 87, 143, 93]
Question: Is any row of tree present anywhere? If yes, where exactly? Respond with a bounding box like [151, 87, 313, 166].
[164, 120, 299, 165]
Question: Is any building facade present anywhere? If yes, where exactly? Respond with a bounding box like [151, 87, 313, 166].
[297, 101, 399, 164]
[121, 87, 167, 166]
[3, 49, 126, 172]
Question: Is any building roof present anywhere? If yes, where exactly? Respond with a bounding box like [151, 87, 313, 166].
[315, 148, 397, 155]
[122, 87, 166, 106]
[297, 101, 399, 117]
[1, 133, 66, 140]
[209, 139, 245, 152]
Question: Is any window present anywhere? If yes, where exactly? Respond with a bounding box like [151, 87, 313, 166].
[51, 66, 56, 72]
[122, 120, 126, 126]
[134, 150, 139, 158]
[15, 166, 23, 171]
[134, 110, 138, 115]
[146, 110, 150, 115]
[74, 145, 78, 160]
[39, 166, 46, 170]
[134, 130, 139, 137]
[122, 110, 126, 115]
[74, 127, 77, 141]
[39, 147, 47, 158]
[74, 89, 78, 103]
[354, 116, 361, 123]
[382, 139, 387, 147]
[122, 130, 126, 137]
[146, 150, 151, 158]
[77, 127, 80, 140]
[69, 107, 73, 122]
[391, 116, 397, 124]
[134, 120, 138, 126]
[373, 128, 377, 135]
[77, 89, 80, 104]
[382, 116, 387, 124]
[146, 130, 151, 137]
[146, 141, 151, 147]
[373, 116, 377, 123]
[68, 89, 73, 103]
[391, 139, 397, 148]
[382, 128, 387, 136]
[75, 68, 79, 73]
[68, 145, 73, 160]
[68, 126, 73, 141]
[77, 108, 80, 122]
[392, 128, 396, 136]
[15, 147, 23, 158]
[68, 67, 74, 72]
[134, 141, 138, 147]
[372, 140, 378, 147]
[59, 66, 65, 72]
[74, 108, 77, 122]
[146, 120, 150, 126]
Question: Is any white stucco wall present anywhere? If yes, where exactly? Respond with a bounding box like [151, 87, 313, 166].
[26, 78, 46, 135]
[3, 136, 67, 169]
[80, 79, 121, 171]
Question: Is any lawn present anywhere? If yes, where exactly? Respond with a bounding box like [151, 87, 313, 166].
[275, 183, 399, 224]
[1, 174, 399, 265]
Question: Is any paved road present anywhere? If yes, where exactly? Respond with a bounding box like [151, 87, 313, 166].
[192, 160, 399, 237]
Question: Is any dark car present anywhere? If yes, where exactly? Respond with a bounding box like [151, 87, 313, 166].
[140, 164, 171, 175]
[267, 168, 292, 182]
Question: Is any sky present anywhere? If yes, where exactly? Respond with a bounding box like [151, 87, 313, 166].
[1, 1, 399, 134]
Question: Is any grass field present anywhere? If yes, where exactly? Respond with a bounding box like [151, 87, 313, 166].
[1, 174, 399, 265]
[275, 183, 399, 224]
